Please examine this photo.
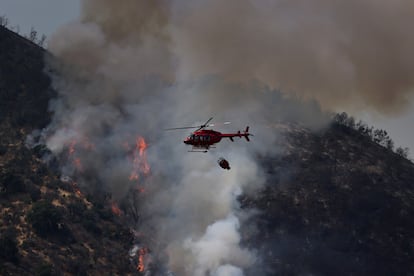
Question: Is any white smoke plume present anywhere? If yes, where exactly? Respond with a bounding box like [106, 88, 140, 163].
[184, 214, 253, 276]
[212, 265, 244, 276]
[42, 0, 414, 275]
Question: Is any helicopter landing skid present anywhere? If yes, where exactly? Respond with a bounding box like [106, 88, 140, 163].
[188, 146, 216, 153]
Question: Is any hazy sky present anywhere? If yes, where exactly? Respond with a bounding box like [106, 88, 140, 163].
[0, 0, 80, 36]
[1, 0, 413, 157]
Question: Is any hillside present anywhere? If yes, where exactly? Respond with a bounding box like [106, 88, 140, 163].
[242, 123, 414, 275]
[0, 26, 134, 275]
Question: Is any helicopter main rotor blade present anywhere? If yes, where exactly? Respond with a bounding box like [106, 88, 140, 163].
[195, 117, 214, 131]
[164, 126, 200, 131]
[208, 121, 231, 127]
[165, 117, 214, 131]
[203, 117, 213, 127]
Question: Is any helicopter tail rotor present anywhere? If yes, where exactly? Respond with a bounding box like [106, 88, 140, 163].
[244, 126, 252, 141]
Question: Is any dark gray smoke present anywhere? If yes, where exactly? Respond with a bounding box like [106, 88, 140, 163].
[51, 1, 414, 114]
[169, 0, 414, 114]
[43, 1, 414, 275]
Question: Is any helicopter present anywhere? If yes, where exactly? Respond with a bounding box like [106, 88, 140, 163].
[165, 117, 252, 152]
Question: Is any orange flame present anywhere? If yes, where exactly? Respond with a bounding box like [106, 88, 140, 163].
[129, 137, 150, 182]
[111, 202, 123, 216]
[137, 247, 149, 272]
[72, 181, 82, 197]
[67, 138, 95, 172]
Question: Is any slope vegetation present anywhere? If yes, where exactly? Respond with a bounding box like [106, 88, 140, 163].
[0, 26, 134, 275]
[242, 123, 414, 275]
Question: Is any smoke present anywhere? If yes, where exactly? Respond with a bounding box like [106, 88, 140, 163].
[184, 214, 253, 276]
[212, 265, 244, 276]
[42, 0, 414, 275]
[50, 0, 414, 114]
[170, 0, 414, 114]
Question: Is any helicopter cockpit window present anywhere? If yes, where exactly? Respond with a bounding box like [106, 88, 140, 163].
[194, 135, 199, 142]
[191, 135, 195, 140]
[204, 135, 210, 141]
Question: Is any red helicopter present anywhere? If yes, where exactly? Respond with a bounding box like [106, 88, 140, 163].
[166, 118, 252, 152]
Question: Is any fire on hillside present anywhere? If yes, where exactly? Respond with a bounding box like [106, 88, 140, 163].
[65, 135, 153, 274]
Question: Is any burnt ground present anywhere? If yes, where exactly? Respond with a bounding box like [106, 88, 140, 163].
[241, 123, 414, 275]
[0, 26, 135, 275]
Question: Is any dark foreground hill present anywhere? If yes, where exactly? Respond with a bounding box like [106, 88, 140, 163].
[1, 25, 414, 276]
[242, 123, 414, 275]
[0, 26, 133, 275]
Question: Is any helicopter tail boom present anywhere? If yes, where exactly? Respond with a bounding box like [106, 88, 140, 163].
[221, 126, 252, 141]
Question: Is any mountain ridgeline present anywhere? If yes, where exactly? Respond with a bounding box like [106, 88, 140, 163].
[1, 25, 414, 275]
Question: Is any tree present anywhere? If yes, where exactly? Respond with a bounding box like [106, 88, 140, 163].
[0, 15, 8, 27]
[14, 25, 20, 34]
[335, 114, 398, 152]
[385, 139, 394, 151]
[333, 112, 348, 125]
[395, 147, 410, 159]
[373, 129, 388, 144]
[345, 116, 355, 128]
[29, 27, 37, 42]
[38, 34, 47, 47]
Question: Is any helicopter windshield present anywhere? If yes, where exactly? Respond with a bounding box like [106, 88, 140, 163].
[185, 134, 210, 143]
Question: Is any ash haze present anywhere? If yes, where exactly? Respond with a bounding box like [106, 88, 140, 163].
[11, 0, 414, 274]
